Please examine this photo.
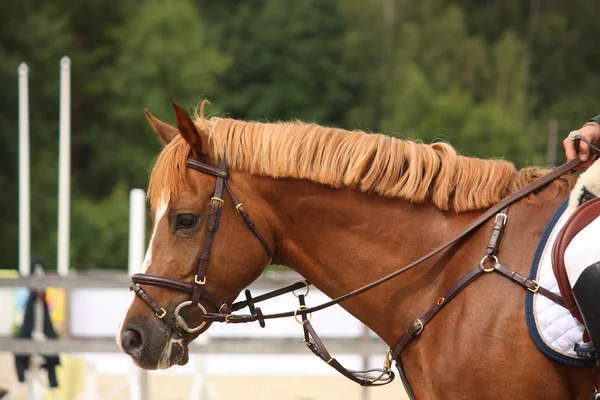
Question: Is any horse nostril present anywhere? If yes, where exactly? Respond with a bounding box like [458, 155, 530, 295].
[129, 329, 143, 348]
[121, 327, 144, 356]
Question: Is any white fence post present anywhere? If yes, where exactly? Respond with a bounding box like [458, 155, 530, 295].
[57, 56, 71, 278]
[28, 263, 46, 400]
[128, 189, 148, 400]
[18, 63, 30, 278]
[128, 189, 146, 276]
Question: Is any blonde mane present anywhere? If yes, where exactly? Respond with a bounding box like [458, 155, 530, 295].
[148, 114, 575, 212]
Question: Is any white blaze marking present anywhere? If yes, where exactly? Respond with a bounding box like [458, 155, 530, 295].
[116, 195, 169, 352]
[141, 197, 169, 272]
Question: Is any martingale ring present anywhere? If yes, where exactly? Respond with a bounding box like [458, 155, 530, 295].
[292, 280, 310, 298]
[480, 255, 499, 273]
[294, 305, 312, 325]
[174, 301, 208, 333]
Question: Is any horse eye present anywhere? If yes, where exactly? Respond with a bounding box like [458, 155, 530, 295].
[176, 215, 198, 230]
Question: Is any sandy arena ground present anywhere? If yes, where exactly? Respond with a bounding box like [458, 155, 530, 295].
[0, 353, 408, 400]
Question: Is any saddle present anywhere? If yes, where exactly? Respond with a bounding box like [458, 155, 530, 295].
[552, 196, 600, 330]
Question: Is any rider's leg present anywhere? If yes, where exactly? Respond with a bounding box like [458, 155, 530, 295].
[565, 216, 600, 347]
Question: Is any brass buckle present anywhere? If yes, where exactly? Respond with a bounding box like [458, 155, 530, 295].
[383, 349, 393, 373]
[235, 203, 243, 214]
[155, 308, 167, 319]
[294, 305, 312, 325]
[195, 275, 207, 285]
[413, 319, 424, 336]
[495, 213, 507, 226]
[210, 197, 224, 208]
[218, 303, 229, 314]
[528, 280, 540, 293]
[225, 314, 232, 324]
[292, 279, 310, 298]
[480, 255, 498, 273]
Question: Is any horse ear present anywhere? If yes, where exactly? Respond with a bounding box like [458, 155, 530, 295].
[173, 102, 207, 156]
[144, 109, 179, 145]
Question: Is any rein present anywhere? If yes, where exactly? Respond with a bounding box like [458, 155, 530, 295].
[130, 149, 584, 387]
[203, 156, 582, 324]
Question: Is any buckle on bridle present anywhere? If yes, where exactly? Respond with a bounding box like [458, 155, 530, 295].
[218, 303, 229, 314]
[528, 280, 540, 293]
[383, 349, 394, 373]
[155, 308, 167, 319]
[195, 275, 207, 285]
[495, 213, 507, 226]
[413, 319, 424, 336]
[210, 197, 224, 208]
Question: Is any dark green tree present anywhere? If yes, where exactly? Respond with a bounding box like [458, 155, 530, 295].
[203, 0, 360, 125]
[2, 0, 600, 271]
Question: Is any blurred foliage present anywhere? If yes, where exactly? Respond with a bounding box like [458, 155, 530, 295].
[1, 0, 599, 270]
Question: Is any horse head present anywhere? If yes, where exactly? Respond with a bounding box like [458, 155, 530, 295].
[117, 103, 274, 369]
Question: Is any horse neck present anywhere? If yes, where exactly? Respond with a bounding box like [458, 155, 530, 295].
[257, 176, 481, 345]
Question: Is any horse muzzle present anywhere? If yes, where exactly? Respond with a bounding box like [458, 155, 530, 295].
[119, 319, 190, 369]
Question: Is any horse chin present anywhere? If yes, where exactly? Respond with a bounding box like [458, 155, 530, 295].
[156, 332, 189, 369]
[170, 337, 189, 367]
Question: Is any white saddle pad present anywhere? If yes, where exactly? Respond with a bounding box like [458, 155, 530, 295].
[526, 201, 595, 365]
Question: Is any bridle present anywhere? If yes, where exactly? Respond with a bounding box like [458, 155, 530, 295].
[129, 136, 596, 390]
[130, 155, 396, 385]
[131, 158, 273, 338]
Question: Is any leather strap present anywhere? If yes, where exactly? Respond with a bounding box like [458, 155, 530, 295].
[132, 273, 194, 293]
[298, 295, 394, 386]
[392, 264, 487, 356]
[230, 280, 311, 312]
[390, 260, 568, 393]
[186, 159, 229, 179]
[395, 358, 417, 400]
[131, 273, 230, 312]
[192, 159, 227, 306]
[130, 284, 187, 338]
[390, 207, 568, 398]
[224, 180, 273, 264]
[492, 262, 565, 307]
[487, 206, 509, 255]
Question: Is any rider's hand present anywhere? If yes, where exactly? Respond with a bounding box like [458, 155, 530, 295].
[563, 121, 600, 169]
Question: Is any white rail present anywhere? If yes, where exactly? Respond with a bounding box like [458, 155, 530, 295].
[57, 56, 71, 278]
[18, 63, 30, 278]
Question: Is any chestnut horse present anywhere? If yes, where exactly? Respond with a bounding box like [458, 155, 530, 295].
[118, 103, 593, 399]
